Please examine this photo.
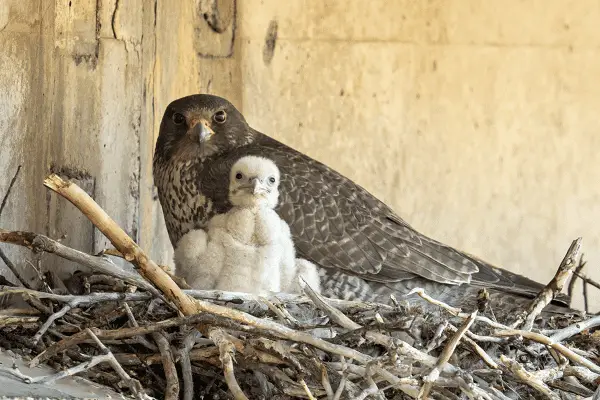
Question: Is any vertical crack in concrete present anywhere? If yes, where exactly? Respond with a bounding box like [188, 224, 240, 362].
[111, 0, 120, 39]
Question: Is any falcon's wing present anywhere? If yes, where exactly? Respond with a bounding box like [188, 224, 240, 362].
[199, 133, 567, 302]
[265, 139, 481, 285]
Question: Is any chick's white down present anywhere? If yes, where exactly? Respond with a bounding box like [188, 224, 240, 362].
[173, 155, 321, 295]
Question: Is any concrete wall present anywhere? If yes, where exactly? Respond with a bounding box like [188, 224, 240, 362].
[1, 1, 598, 310]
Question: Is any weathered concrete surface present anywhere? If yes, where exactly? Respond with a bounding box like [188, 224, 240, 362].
[235, 0, 600, 310]
[1, 1, 599, 310]
[0, 0, 143, 284]
[0, 349, 125, 398]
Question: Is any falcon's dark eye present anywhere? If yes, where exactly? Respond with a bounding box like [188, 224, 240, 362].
[213, 110, 227, 124]
[235, 172, 243, 180]
[172, 113, 186, 125]
[268, 176, 276, 184]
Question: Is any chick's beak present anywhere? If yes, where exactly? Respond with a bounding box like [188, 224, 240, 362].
[250, 177, 266, 195]
[190, 119, 214, 142]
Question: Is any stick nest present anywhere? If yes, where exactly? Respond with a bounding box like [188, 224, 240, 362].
[0, 266, 598, 400]
[0, 174, 598, 400]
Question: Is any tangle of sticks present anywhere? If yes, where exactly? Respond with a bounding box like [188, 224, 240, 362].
[0, 173, 598, 400]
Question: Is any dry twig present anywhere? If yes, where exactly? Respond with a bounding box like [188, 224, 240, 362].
[209, 328, 249, 400]
[500, 355, 560, 400]
[495, 328, 600, 374]
[85, 328, 151, 399]
[512, 238, 582, 330]
[567, 257, 586, 306]
[547, 314, 600, 343]
[407, 288, 510, 330]
[0, 165, 29, 288]
[0, 230, 163, 299]
[418, 311, 477, 399]
[178, 330, 197, 400]
[43, 174, 196, 315]
[152, 331, 179, 400]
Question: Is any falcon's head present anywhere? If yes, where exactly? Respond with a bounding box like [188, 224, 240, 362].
[155, 94, 255, 162]
[228, 156, 280, 209]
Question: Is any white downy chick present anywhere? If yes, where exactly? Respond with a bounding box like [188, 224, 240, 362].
[173, 155, 321, 295]
[285, 258, 322, 294]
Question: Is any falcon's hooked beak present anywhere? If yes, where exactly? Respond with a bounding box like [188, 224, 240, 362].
[189, 119, 214, 142]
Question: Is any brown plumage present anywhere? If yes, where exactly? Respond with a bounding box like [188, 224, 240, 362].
[153, 94, 570, 316]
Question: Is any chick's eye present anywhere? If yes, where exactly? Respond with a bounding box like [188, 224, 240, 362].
[268, 177, 276, 184]
[235, 172, 243, 180]
[213, 110, 227, 124]
[172, 113, 186, 125]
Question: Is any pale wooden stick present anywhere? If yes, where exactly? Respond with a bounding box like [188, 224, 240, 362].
[418, 311, 477, 399]
[152, 331, 179, 400]
[495, 329, 600, 374]
[332, 356, 348, 400]
[0, 229, 162, 297]
[32, 303, 72, 344]
[43, 174, 198, 315]
[179, 331, 198, 400]
[0, 166, 29, 288]
[353, 373, 380, 400]
[0, 354, 120, 385]
[1, 285, 392, 317]
[548, 315, 600, 343]
[259, 296, 298, 326]
[532, 314, 600, 353]
[407, 288, 510, 330]
[300, 378, 318, 400]
[499, 355, 560, 400]
[98, 247, 191, 289]
[85, 328, 151, 399]
[447, 325, 499, 369]
[564, 366, 600, 386]
[320, 364, 335, 400]
[122, 302, 157, 351]
[512, 238, 582, 331]
[209, 329, 250, 400]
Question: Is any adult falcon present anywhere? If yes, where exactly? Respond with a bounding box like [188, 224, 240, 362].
[153, 94, 569, 316]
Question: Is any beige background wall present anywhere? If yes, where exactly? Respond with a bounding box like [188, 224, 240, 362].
[1, 1, 598, 310]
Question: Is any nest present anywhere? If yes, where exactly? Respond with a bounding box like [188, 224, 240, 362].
[0, 173, 599, 400]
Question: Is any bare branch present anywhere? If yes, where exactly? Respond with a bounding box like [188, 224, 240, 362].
[407, 288, 510, 330]
[122, 301, 157, 351]
[299, 378, 318, 400]
[500, 355, 560, 400]
[453, 328, 499, 369]
[32, 303, 73, 344]
[85, 328, 151, 399]
[495, 328, 600, 374]
[0, 165, 21, 217]
[512, 238, 581, 330]
[574, 270, 600, 291]
[301, 277, 360, 330]
[43, 174, 197, 316]
[209, 328, 249, 400]
[179, 330, 197, 400]
[419, 311, 477, 399]
[0, 230, 163, 299]
[567, 258, 586, 305]
[0, 165, 29, 288]
[320, 364, 335, 400]
[152, 331, 179, 400]
[547, 314, 600, 343]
